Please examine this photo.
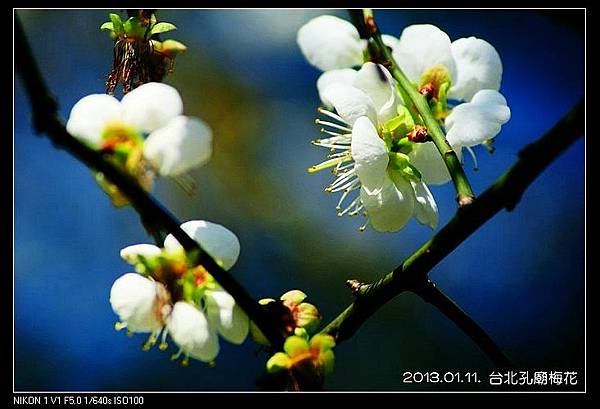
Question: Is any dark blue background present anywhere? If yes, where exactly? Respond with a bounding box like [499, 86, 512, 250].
[14, 10, 584, 390]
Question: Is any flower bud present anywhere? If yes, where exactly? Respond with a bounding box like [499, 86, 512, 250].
[407, 125, 430, 143]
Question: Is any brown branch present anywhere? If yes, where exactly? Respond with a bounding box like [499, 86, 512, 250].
[14, 14, 286, 350]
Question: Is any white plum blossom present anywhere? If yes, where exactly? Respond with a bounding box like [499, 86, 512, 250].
[392, 24, 511, 184]
[66, 82, 212, 204]
[297, 15, 399, 72]
[309, 62, 438, 232]
[299, 17, 511, 183]
[297, 15, 364, 71]
[110, 273, 171, 334]
[110, 220, 249, 365]
[300, 16, 512, 233]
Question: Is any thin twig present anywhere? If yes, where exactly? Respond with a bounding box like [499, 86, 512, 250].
[416, 279, 513, 368]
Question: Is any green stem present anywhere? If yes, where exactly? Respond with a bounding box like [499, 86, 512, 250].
[355, 9, 475, 206]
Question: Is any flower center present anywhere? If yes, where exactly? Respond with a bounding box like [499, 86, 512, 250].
[95, 121, 155, 206]
[419, 64, 451, 120]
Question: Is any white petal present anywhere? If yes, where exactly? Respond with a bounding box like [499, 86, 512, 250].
[206, 289, 249, 345]
[143, 116, 212, 176]
[297, 15, 363, 71]
[352, 62, 400, 123]
[446, 90, 510, 148]
[120, 244, 162, 265]
[381, 34, 399, 51]
[167, 301, 219, 362]
[411, 180, 439, 229]
[351, 116, 389, 191]
[360, 174, 414, 233]
[321, 83, 378, 126]
[449, 37, 503, 101]
[408, 142, 452, 185]
[316, 69, 358, 107]
[393, 24, 456, 84]
[164, 220, 241, 271]
[66, 94, 122, 147]
[121, 82, 183, 133]
[109, 273, 164, 333]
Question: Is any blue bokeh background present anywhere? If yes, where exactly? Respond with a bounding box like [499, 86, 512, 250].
[14, 9, 584, 391]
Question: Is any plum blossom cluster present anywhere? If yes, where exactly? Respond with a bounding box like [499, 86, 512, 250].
[66, 82, 211, 206]
[297, 15, 511, 233]
[247, 290, 333, 385]
[110, 220, 249, 365]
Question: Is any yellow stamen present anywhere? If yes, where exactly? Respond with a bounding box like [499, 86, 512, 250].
[308, 155, 351, 174]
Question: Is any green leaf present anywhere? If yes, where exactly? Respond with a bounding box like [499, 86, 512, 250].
[100, 22, 114, 32]
[151, 22, 177, 35]
[123, 17, 147, 38]
[109, 13, 124, 36]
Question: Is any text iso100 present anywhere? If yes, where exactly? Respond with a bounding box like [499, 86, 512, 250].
[402, 371, 481, 384]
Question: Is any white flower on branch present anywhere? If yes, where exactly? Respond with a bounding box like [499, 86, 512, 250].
[110, 220, 249, 365]
[297, 15, 397, 72]
[299, 17, 511, 187]
[392, 24, 511, 184]
[66, 82, 212, 205]
[309, 62, 438, 232]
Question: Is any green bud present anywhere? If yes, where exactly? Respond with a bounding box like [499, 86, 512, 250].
[283, 336, 310, 357]
[280, 290, 307, 307]
[309, 334, 336, 353]
[293, 327, 309, 340]
[266, 352, 290, 374]
[294, 303, 322, 333]
[309, 334, 336, 375]
[319, 349, 336, 376]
